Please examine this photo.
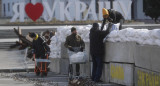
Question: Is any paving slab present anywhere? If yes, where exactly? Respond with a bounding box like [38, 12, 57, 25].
[0, 49, 34, 72]
[0, 78, 33, 86]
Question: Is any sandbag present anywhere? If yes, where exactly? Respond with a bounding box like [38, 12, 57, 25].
[69, 51, 86, 64]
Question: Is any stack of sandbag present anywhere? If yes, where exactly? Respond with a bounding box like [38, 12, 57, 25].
[106, 28, 160, 46]
[49, 25, 91, 58]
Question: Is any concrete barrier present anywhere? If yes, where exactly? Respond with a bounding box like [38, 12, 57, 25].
[60, 59, 69, 75]
[101, 63, 110, 83]
[105, 42, 160, 72]
[61, 43, 69, 59]
[105, 42, 135, 63]
[134, 45, 152, 71]
[49, 58, 60, 74]
[49, 58, 69, 75]
[79, 62, 91, 77]
[66, 62, 91, 76]
[109, 63, 134, 86]
[50, 42, 91, 76]
[150, 46, 160, 72]
[135, 67, 160, 86]
[84, 42, 90, 62]
[50, 41, 160, 86]
[134, 44, 160, 72]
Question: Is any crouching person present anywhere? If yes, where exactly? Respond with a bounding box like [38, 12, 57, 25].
[64, 27, 85, 77]
[29, 32, 50, 59]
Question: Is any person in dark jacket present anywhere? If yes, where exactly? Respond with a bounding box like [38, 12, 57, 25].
[29, 33, 50, 59]
[90, 23, 110, 82]
[105, 9, 125, 30]
[64, 27, 85, 76]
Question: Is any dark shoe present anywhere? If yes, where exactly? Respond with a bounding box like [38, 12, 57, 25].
[76, 72, 80, 76]
[92, 79, 94, 81]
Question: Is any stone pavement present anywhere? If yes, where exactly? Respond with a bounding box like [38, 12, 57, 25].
[0, 79, 33, 86]
[0, 49, 34, 72]
[0, 78, 33, 86]
[0, 72, 68, 86]
[0, 72, 120, 86]
[0, 49, 121, 86]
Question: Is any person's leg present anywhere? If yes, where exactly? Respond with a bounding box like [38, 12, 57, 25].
[69, 64, 73, 75]
[91, 55, 97, 81]
[76, 64, 80, 76]
[94, 57, 103, 82]
[68, 64, 73, 80]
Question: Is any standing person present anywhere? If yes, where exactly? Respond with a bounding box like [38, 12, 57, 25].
[90, 23, 110, 82]
[29, 33, 50, 59]
[102, 8, 125, 30]
[64, 27, 85, 77]
[42, 30, 55, 45]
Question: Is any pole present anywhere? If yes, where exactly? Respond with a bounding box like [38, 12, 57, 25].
[109, 0, 114, 9]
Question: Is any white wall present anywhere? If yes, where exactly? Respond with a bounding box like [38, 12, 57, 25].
[113, 0, 132, 20]
[2, 0, 152, 20]
[2, 0, 22, 17]
[2, 0, 135, 21]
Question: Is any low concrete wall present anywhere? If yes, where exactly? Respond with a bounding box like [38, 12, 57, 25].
[105, 42, 160, 73]
[134, 44, 160, 72]
[101, 62, 134, 86]
[104, 42, 160, 85]
[49, 58, 60, 74]
[135, 67, 160, 86]
[79, 62, 91, 77]
[101, 63, 110, 83]
[109, 63, 134, 86]
[50, 42, 91, 76]
[61, 43, 69, 59]
[105, 42, 135, 63]
[49, 58, 69, 75]
[50, 41, 160, 86]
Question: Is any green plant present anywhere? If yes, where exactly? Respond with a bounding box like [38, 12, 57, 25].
[144, 0, 160, 23]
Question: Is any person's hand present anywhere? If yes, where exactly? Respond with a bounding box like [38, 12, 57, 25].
[106, 22, 113, 32]
[68, 47, 74, 52]
[108, 18, 113, 22]
[80, 47, 84, 52]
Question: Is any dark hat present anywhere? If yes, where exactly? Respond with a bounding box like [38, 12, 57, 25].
[29, 32, 36, 38]
[92, 23, 99, 28]
[71, 27, 76, 32]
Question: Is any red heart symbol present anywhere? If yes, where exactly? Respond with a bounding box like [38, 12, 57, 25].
[25, 3, 44, 21]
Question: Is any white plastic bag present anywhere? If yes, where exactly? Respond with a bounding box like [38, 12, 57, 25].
[103, 23, 120, 42]
[69, 51, 86, 64]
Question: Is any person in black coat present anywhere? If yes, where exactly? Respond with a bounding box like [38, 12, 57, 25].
[90, 23, 110, 82]
[29, 33, 50, 59]
[107, 9, 125, 30]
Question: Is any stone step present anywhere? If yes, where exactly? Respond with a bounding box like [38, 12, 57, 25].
[0, 28, 56, 39]
[0, 42, 15, 49]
